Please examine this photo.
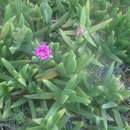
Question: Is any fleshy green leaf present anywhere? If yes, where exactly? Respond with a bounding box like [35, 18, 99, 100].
[1, 58, 26, 86]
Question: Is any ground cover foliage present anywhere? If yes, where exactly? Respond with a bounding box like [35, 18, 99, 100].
[0, 0, 130, 130]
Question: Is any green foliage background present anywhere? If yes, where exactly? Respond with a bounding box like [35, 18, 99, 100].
[0, 0, 130, 130]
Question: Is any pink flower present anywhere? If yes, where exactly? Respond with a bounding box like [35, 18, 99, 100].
[76, 25, 85, 36]
[34, 42, 52, 60]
